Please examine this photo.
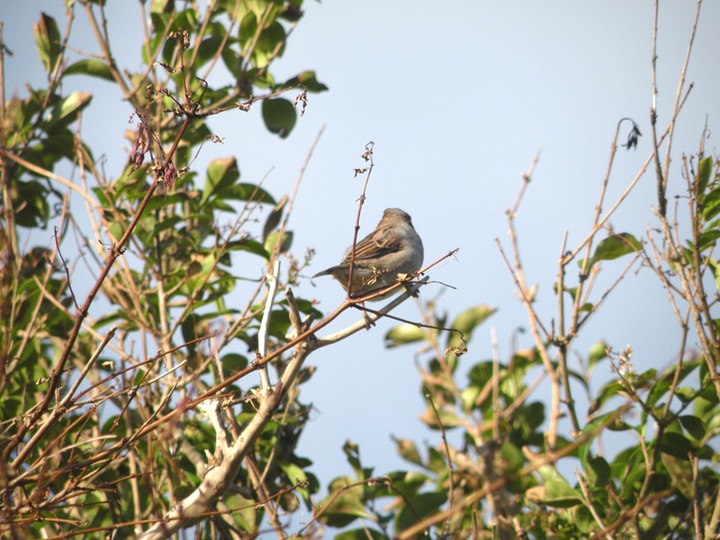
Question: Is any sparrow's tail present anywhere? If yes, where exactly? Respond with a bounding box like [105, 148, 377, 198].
[312, 266, 339, 278]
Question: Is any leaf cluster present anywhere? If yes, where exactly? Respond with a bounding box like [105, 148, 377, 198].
[1, 1, 327, 538]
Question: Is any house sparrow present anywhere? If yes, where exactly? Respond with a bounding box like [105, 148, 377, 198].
[313, 208, 424, 298]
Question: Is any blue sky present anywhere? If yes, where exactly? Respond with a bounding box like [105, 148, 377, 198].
[5, 0, 720, 496]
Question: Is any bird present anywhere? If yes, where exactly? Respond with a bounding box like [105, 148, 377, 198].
[313, 208, 424, 299]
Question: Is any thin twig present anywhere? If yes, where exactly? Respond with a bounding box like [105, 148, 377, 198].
[574, 468, 609, 534]
[258, 260, 281, 391]
[54, 226, 80, 312]
[424, 385, 456, 538]
[346, 141, 375, 297]
[0, 148, 101, 210]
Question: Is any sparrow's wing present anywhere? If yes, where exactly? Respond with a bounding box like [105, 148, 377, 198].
[344, 224, 401, 263]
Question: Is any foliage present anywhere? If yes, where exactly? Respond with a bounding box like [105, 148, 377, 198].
[1, 1, 328, 538]
[1, 1, 719, 540]
[313, 147, 720, 536]
[309, 41, 720, 540]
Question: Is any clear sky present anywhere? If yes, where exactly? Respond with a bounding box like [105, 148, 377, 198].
[5, 0, 720, 494]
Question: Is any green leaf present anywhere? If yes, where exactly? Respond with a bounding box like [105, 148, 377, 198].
[588, 380, 625, 415]
[588, 340, 608, 370]
[394, 492, 447, 533]
[264, 230, 293, 256]
[201, 157, 240, 206]
[181, 313, 200, 346]
[201, 157, 275, 208]
[3, 98, 31, 144]
[450, 305, 496, 337]
[447, 304, 496, 355]
[678, 415, 706, 441]
[694, 391, 716, 421]
[583, 411, 631, 437]
[64, 59, 115, 82]
[661, 453, 694, 499]
[581, 233, 642, 269]
[167, 8, 199, 34]
[319, 477, 368, 528]
[29, 131, 76, 164]
[697, 156, 713, 197]
[220, 353, 247, 378]
[284, 70, 329, 93]
[50, 92, 93, 129]
[220, 183, 275, 204]
[335, 529, 388, 540]
[342, 440, 372, 482]
[225, 237, 269, 258]
[34, 12, 61, 75]
[537, 465, 582, 508]
[280, 461, 307, 486]
[194, 31, 224, 68]
[240, 15, 286, 68]
[221, 46, 242, 78]
[700, 188, 720, 222]
[262, 196, 287, 241]
[334, 527, 390, 540]
[585, 455, 610, 487]
[647, 362, 697, 409]
[384, 324, 425, 348]
[384, 471, 432, 496]
[697, 228, 720, 251]
[658, 431, 696, 458]
[514, 401, 546, 433]
[394, 438, 423, 467]
[708, 259, 720, 291]
[150, 0, 172, 15]
[500, 441, 524, 473]
[13, 180, 50, 228]
[262, 98, 297, 138]
[570, 505, 598, 534]
[614, 447, 646, 497]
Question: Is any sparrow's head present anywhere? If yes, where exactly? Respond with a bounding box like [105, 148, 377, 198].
[382, 208, 413, 225]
